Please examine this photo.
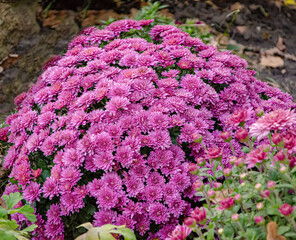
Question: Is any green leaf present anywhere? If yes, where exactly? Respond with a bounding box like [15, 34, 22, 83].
[3, 193, 22, 210]
[98, 231, 115, 240]
[226, 44, 240, 51]
[223, 222, 234, 234]
[241, 146, 250, 153]
[41, 170, 50, 181]
[14, 205, 36, 223]
[110, 228, 137, 240]
[284, 232, 296, 238]
[77, 222, 93, 230]
[0, 219, 19, 231]
[246, 228, 257, 240]
[85, 227, 100, 240]
[206, 229, 215, 240]
[0, 207, 8, 218]
[213, 160, 219, 172]
[20, 224, 37, 234]
[277, 183, 294, 189]
[277, 226, 290, 235]
[199, 172, 214, 179]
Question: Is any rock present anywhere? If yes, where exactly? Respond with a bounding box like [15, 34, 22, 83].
[0, 1, 40, 62]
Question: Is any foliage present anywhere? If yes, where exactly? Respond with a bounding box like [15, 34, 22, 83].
[169, 109, 296, 240]
[0, 192, 37, 240]
[75, 223, 136, 240]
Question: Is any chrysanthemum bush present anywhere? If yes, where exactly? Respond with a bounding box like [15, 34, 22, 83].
[1, 19, 296, 239]
[169, 109, 296, 240]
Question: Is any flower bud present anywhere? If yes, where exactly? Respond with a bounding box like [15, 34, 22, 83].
[240, 173, 247, 180]
[267, 181, 275, 190]
[240, 182, 246, 187]
[207, 189, 216, 199]
[196, 157, 205, 167]
[279, 203, 295, 216]
[256, 202, 264, 210]
[234, 194, 242, 202]
[32, 168, 42, 178]
[279, 166, 287, 173]
[235, 128, 249, 142]
[184, 217, 196, 227]
[193, 180, 204, 191]
[218, 228, 224, 235]
[275, 150, 286, 162]
[223, 168, 232, 177]
[261, 190, 270, 198]
[189, 163, 199, 175]
[254, 216, 265, 225]
[193, 133, 203, 143]
[220, 132, 232, 142]
[207, 147, 222, 161]
[255, 183, 262, 191]
[255, 108, 264, 117]
[234, 158, 244, 167]
[231, 213, 240, 222]
[213, 182, 223, 190]
[272, 133, 283, 145]
[229, 156, 237, 165]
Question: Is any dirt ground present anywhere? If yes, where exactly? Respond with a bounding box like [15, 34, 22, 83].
[0, 0, 296, 119]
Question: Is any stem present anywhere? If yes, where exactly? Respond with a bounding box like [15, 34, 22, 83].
[229, 142, 236, 156]
[236, 221, 245, 233]
[291, 218, 296, 232]
[203, 189, 214, 215]
[195, 226, 205, 240]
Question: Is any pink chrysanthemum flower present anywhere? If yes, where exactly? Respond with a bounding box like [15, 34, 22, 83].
[23, 181, 41, 203]
[250, 109, 296, 141]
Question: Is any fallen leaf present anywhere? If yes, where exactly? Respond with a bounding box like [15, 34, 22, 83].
[276, 37, 286, 51]
[210, 188, 234, 203]
[230, 2, 245, 11]
[236, 26, 248, 34]
[267, 222, 286, 240]
[260, 56, 284, 68]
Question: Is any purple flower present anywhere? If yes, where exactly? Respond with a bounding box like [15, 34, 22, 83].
[23, 182, 41, 203]
[148, 202, 169, 224]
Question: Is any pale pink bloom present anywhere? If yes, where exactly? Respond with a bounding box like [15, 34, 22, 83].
[166, 225, 192, 240]
[250, 109, 296, 141]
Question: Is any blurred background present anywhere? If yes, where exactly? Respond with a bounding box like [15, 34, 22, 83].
[0, 0, 296, 119]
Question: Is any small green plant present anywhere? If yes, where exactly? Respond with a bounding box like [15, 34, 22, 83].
[75, 223, 137, 240]
[0, 192, 37, 240]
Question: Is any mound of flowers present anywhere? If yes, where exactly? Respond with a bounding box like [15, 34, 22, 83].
[2, 19, 295, 239]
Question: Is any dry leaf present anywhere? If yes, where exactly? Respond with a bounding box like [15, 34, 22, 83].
[276, 37, 286, 51]
[260, 56, 284, 68]
[236, 26, 248, 34]
[267, 222, 286, 240]
[210, 188, 233, 203]
[230, 2, 245, 11]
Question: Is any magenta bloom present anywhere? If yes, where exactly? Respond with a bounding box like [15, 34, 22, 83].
[4, 18, 296, 239]
[217, 197, 235, 210]
[167, 225, 192, 240]
[279, 203, 295, 216]
[250, 109, 296, 140]
[206, 147, 222, 160]
[228, 109, 251, 125]
[23, 182, 41, 203]
[245, 146, 268, 168]
[191, 207, 207, 223]
[254, 216, 264, 225]
[148, 203, 169, 224]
